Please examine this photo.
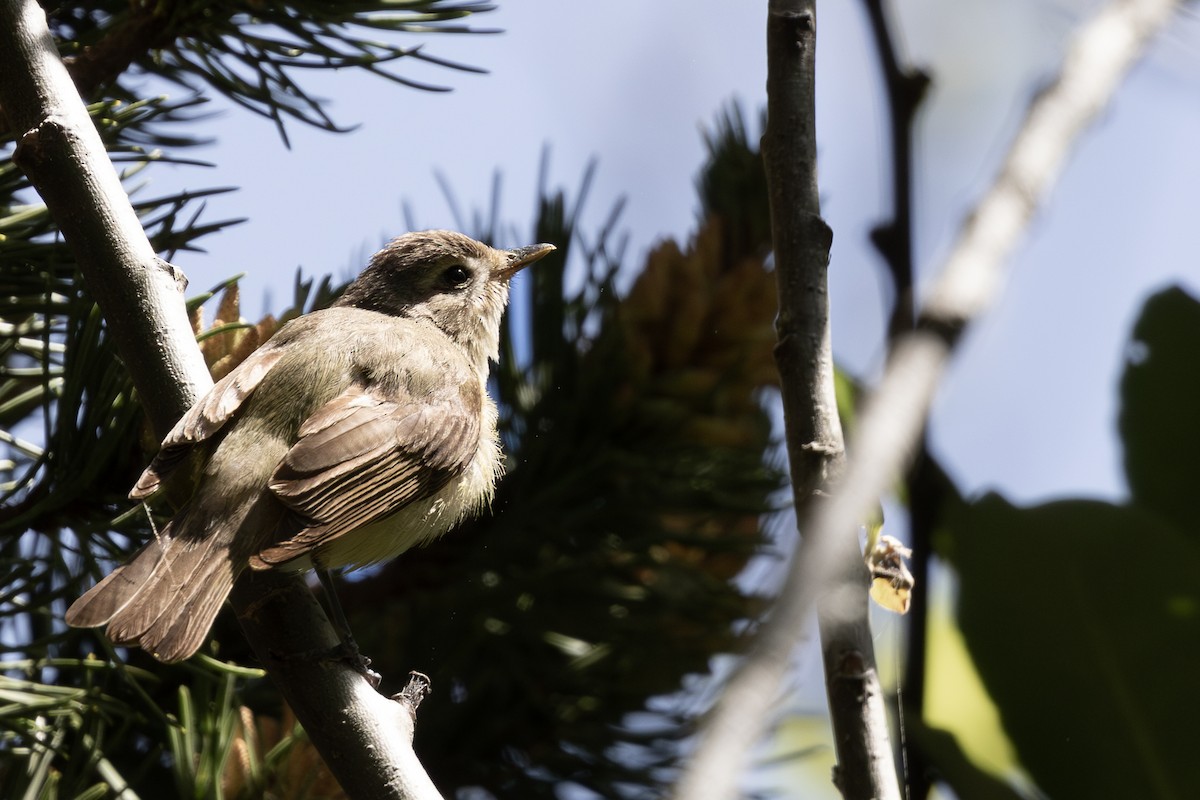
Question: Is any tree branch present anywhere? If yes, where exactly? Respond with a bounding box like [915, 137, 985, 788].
[231, 571, 443, 800]
[62, 7, 175, 100]
[673, 0, 1178, 796]
[0, 1, 443, 797]
[674, 3, 898, 799]
[863, 0, 928, 340]
[860, 2, 935, 794]
[924, 0, 1179, 323]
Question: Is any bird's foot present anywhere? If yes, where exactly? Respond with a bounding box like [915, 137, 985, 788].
[281, 638, 382, 689]
[326, 637, 382, 688]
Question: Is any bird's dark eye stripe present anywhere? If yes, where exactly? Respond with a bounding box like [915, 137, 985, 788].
[443, 265, 470, 287]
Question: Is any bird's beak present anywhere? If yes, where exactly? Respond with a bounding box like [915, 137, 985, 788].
[495, 243, 556, 280]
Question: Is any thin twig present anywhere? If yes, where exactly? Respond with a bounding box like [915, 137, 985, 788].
[863, 0, 928, 340]
[860, 1, 935, 795]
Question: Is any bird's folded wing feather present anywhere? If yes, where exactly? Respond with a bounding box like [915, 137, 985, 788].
[255, 381, 480, 565]
[130, 341, 289, 500]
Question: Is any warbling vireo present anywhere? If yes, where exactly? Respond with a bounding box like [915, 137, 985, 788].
[66, 230, 554, 663]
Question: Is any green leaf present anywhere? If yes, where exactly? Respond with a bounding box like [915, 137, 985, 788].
[910, 724, 1028, 800]
[1119, 285, 1200, 535]
[943, 494, 1200, 800]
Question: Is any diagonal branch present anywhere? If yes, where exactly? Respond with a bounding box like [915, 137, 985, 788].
[0, 1, 443, 797]
[673, 0, 1178, 797]
[0, 4, 207, 439]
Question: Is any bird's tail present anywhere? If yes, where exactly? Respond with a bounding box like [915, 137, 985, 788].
[66, 506, 239, 663]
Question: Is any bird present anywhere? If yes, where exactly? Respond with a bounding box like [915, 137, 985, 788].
[66, 230, 555, 664]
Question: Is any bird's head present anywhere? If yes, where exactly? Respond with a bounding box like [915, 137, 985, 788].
[336, 230, 555, 370]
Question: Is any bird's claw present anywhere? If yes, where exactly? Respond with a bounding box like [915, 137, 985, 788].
[278, 639, 382, 688]
[326, 638, 382, 688]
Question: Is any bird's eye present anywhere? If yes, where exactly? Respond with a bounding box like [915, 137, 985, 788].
[442, 265, 471, 288]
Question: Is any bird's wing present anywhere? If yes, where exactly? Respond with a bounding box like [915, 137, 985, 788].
[254, 379, 481, 567]
[130, 340, 289, 500]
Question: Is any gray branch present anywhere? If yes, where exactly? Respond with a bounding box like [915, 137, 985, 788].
[0, 1, 443, 797]
[672, 0, 1179, 797]
[674, 2, 898, 798]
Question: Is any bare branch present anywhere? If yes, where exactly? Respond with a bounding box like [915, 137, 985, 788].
[672, 0, 1179, 796]
[925, 0, 1178, 325]
[860, 2, 936, 795]
[231, 572, 445, 800]
[0, 1, 445, 796]
[674, 2, 898, 798]
[862, 0, 928, 339]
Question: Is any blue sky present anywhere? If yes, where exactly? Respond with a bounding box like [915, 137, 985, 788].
[143, 0, 1200, 506]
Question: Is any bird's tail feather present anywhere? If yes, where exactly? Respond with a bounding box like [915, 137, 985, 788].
[120, 540, 236, 663]
[66, 507, 240, 663]
[65, 537, 166, 629]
